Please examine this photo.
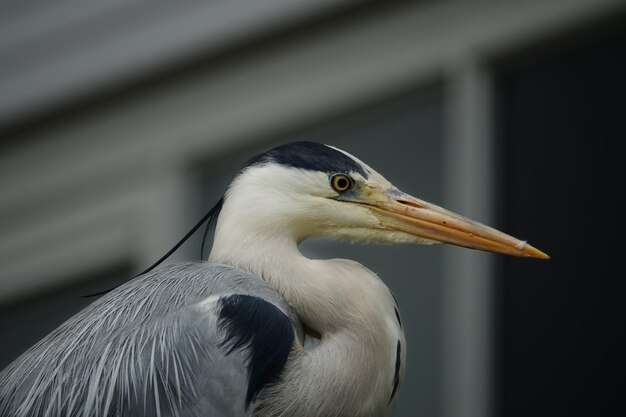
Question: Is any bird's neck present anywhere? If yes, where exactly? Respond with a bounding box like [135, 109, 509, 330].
[210, 207, 404, 416]
[209, 210, 391, 334]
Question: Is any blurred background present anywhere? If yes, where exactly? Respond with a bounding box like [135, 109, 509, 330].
[1, 1, 624, 416]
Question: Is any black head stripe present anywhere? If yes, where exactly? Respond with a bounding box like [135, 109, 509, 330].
[243, 141, 369, 178]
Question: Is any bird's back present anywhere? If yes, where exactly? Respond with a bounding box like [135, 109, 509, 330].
[0, 263, 299, 417]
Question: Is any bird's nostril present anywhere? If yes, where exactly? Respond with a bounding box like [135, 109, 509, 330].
[397, 200, 425, 209]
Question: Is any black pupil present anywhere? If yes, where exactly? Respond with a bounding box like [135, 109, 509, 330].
[336, 177, 348, 189]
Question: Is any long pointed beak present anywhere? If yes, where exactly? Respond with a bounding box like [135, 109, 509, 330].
[362, 191, 549, 259]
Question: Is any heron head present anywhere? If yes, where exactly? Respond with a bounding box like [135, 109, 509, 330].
[219, 141, 548, 259]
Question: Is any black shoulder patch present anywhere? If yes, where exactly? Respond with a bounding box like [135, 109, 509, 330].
[217, 294, 294, 408]
[243, 141, 369, 178]
[389, 340, 402, 404]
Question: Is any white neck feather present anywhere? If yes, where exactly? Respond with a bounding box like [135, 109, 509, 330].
[208, 165, 404, 416]
[209, 197, 380, 332]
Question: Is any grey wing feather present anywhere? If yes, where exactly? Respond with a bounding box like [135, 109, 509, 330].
[0, 263, 299, 417]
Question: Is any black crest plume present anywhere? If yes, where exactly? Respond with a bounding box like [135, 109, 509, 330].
[83, 198, 224, 297]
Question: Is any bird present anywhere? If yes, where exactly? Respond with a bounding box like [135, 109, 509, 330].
[0, 141, 548, 417]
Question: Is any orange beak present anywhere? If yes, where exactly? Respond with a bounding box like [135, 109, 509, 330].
[360, 189, 549, 259]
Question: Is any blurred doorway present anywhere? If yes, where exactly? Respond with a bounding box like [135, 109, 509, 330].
[495, 20, 626, 417]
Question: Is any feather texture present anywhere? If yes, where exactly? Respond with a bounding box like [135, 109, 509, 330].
[0, 263, 299, 417]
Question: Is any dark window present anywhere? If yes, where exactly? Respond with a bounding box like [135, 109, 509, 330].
[495, 21, 626, 417]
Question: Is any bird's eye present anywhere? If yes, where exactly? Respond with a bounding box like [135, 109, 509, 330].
[330, 174, 352, 192]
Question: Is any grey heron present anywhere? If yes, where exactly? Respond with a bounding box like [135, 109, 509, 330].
[0, 141, 548, 417]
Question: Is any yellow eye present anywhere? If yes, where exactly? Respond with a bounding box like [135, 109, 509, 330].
[330, 174, 352, 192]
